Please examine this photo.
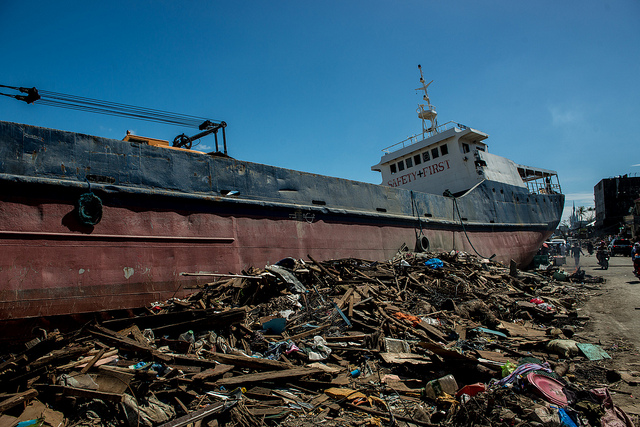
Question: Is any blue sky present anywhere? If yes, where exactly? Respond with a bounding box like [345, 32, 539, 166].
[1, 0, 639, 224]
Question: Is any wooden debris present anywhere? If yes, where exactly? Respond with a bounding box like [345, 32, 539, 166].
[0, 250, 621, 426]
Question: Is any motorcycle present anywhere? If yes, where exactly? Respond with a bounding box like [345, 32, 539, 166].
[597, 249, 609, 270]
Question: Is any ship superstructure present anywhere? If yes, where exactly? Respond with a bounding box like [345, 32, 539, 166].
[372, 65, 561, 198]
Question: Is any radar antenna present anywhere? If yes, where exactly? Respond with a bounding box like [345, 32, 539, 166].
[416, 65, 438, 134]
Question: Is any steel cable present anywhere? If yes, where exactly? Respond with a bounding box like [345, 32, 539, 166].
[0, 84, 222, 129]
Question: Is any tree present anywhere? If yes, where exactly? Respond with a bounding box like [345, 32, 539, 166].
[585, 207, 595, 223]
[577, 206, 587, 224]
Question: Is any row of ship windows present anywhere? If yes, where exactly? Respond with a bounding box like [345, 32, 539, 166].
[390, 144, 449, 174]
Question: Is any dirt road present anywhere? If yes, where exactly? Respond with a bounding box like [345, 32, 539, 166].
[579, 251, 640, 345]
[572, 250, 640, 414]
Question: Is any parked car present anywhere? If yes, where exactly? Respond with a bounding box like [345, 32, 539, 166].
[608, 238, 633, 256]
[543, 240, 566, 255]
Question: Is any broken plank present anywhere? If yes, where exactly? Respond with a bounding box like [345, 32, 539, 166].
[181, 273, 262, 279]
[380, 352, 433, 365]
[307, 254, 339, 281]
[286, 323, 332, 341]
[44, 385, 123, 402]
[101, 307, 247, 335]
[80, 348, 107, 374]
[89, 326, 172, 363]
[474, 350, 516, 364]
[192, 364, 234, 381]
[213, 367, 322, 387]
[341, 402, 436, 427]
[0, 389, 38, 412]
[335, 287, 354, 310]
[158, 401, 237, 427]
[415, 320, 448, 342]
[418, 341, 478, 363]
[204, 352, 292, 370]
[247, 407, 290, 416]
[31, 344, 93, 369]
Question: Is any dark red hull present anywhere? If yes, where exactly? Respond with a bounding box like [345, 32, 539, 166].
[0, 194, 551, 321]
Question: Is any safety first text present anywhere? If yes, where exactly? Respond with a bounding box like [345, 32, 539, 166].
[387, 160, 450, 187]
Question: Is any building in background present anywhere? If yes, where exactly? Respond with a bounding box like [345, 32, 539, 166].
[623, 197, 640, 240]
[594, 176, 640, 238]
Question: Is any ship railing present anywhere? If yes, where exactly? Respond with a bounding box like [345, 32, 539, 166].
[381, 121, 460, 154]
[519, 169, 563, 195]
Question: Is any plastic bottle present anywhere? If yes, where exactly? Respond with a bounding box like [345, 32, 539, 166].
[422, 374, 458, 399]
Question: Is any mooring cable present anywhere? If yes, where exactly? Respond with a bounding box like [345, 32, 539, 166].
[444, 189, 496, 261]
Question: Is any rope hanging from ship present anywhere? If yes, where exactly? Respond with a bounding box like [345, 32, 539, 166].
[0, 84, 227, 150]
[443, 189, 496, 261]
[410, 191, 429, 252]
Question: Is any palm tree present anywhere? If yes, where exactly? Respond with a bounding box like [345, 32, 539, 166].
[577, 206, 587, 226]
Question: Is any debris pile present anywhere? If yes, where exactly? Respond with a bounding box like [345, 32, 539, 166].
[0, 251, 635, 426]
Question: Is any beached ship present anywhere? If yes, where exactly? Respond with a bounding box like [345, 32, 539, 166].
[0, 69, 564, 325]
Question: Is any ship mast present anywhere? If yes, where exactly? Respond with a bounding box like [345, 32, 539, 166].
[416, 64, 438, 134]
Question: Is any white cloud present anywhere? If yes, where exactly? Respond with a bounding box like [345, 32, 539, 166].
[549, 105, 583, 126]
[565, 192, 594, 206]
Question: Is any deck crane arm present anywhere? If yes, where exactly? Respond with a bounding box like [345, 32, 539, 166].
[173, 120, 227, 154]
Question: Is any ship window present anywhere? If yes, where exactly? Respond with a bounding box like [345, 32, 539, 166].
[405, 157, 413, 168]
[414, 154, 421, 165]
[477, 146, 485, 152]
[397, 161, 405, 171]
[462, 143, 470, 153]
[431, 147, 439, 159]
[422, 151, 430, 162]
[440, 144, 448, 156]
[390, 164, 397, 174]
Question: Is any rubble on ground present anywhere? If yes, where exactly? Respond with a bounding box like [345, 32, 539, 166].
[0, 250, 635, 426]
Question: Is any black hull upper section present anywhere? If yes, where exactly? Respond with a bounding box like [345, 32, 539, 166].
[0, 121, 564, 235]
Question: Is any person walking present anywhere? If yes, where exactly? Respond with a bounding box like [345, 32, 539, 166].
[570, 243, 584, 267]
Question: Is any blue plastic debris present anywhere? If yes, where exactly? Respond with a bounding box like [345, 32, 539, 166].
[424, 258, 444, 269]
[558, 408, 578, 426]
[262, 317, 287, 334]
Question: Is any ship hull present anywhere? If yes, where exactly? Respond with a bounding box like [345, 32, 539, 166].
[0, 121, 564, 322]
